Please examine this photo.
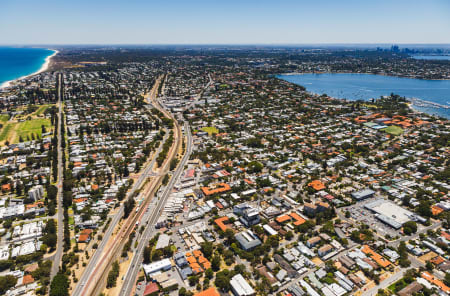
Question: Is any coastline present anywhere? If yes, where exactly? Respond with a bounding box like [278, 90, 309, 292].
[277, 71, 450, 81]
[0, 49, 58, 90]
[276, 73, 450, 120]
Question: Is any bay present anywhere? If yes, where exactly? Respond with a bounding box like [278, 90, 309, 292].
[277, 73, 450, 119]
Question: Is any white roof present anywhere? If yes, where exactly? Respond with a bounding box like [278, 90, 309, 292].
[230, 274, 255, 296]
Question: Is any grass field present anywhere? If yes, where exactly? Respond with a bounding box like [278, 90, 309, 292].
[382, 125, 404, 136]
[35, 104, 52, 116]
[16, 118, 52, 139]
[0, 123, 14, 142]
[201, 126, 219, 135]
[0, 114, 10, 124]
[0, 118, 52, 144]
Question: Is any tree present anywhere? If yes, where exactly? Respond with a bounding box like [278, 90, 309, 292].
[106, 261, 120, 288]
[402, 221, 417, 235]
[445, 272, 450, 287]
[215, 271, 231, 291]
[205, 268, 214, 279]
[200, 242, 214, 259]
[0, 275, 17, 294]
[285, 231, 294, 240]
[49, 273, 69, 296]
[42, 233, 57, 249]
[211, 256, 221, 271]
[179, 287, 187, 296]
[143, 246, 151, 264]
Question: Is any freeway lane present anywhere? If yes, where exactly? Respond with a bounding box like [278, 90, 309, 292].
[120, 74, 212, 296]
[50, 73, 64, 279]
[72, 78, 166, 296]
[79, 76, 183, 296]
[120, 120, 193, 296]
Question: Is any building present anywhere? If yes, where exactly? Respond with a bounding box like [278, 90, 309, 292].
[240, 208, 260, 226]
[236, 230, 262, 251]
[28, 185, 44, 201]
[155, 234, 171, 250]
[303, 203, 317, 216]
[194, 287, 220, 296]
[397, 282, 423, 296]
[230, 274, 255, 296]
[142, 258, 172, 276]
[351, 189, 375, 200]
[307, 236, 321, 248]
[364, 199, 423, 229]
[318, 244, 334, 257]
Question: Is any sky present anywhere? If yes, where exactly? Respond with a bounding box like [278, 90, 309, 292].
[0, 0, 449, 45]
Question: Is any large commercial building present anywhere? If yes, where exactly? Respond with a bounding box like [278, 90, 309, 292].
[235, 230, 262, 251]
[230, 274, 255, 296]
[364, 199, 424, 229]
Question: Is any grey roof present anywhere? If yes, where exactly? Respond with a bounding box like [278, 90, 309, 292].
[235, 231, 262, 251]
[155, 234, 171, 249]
[351, 189, 375, 200]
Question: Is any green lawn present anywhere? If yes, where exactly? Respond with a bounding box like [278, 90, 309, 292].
[16, 118, 52, 141]
[0, 123, 14, 142]
[68, 217, 75, 225]
[201, 126, 219, 135]
[388, 279, 407, 293]
[0, 114, 10, 124]
[35, 104, 52, 116]
[382, 125, 404, 136]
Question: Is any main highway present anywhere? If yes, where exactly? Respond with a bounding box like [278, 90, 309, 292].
[119, 74, 213, 296]
[50, 72, 65, 279]
[74, 76, 184, 296]
[73, 77, 172, 296]
[120, 118, 192, 296]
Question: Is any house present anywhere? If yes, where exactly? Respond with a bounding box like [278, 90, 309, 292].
[307, 236, 321, 248]
[143, 282, 160, 296]
[194, 287, 220, 296]
[77, 229, 93, 243]
[318, 244, 334, 257]
[397, 282, 423, 296]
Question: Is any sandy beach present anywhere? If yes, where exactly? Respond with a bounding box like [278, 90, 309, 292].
[0, 49, 58, 90]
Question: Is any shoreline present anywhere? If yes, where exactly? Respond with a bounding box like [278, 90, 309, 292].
[277, 74, 450, 120]
[0, 49, 59, 90]
[277, 71, 450, 81]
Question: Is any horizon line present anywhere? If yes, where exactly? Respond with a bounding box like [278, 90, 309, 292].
[1, 43, 450, 47]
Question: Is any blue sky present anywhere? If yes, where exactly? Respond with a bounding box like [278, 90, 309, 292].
[0, 0, 449, 44]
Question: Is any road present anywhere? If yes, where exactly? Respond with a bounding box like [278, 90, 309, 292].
[72, 130, 167, 295]
[361, 268, 406, 296]
[120, 72, 210, 296]
[120, 120, 193, 296]
[50, 72, 64, 279]
[73, 77, 166, 296]
[74, 77, 183, 296]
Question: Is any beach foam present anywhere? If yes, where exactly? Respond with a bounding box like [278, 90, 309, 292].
[0, 49, 58, 90]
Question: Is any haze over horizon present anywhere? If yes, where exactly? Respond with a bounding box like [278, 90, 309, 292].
[1, 0, 449, 45]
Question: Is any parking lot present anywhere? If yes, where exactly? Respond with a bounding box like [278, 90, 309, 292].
[342, 197, 402, 238]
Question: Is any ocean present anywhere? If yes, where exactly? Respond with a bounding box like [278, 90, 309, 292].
[411, 55, 450, 61]
[0, 47, 55, 87]
[277, 73, 450, 119]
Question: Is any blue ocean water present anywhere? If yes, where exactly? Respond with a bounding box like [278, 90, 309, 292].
[411, 55, 450, 61]
[0, 47, 54, 87]
[277, 73, 450, 119]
